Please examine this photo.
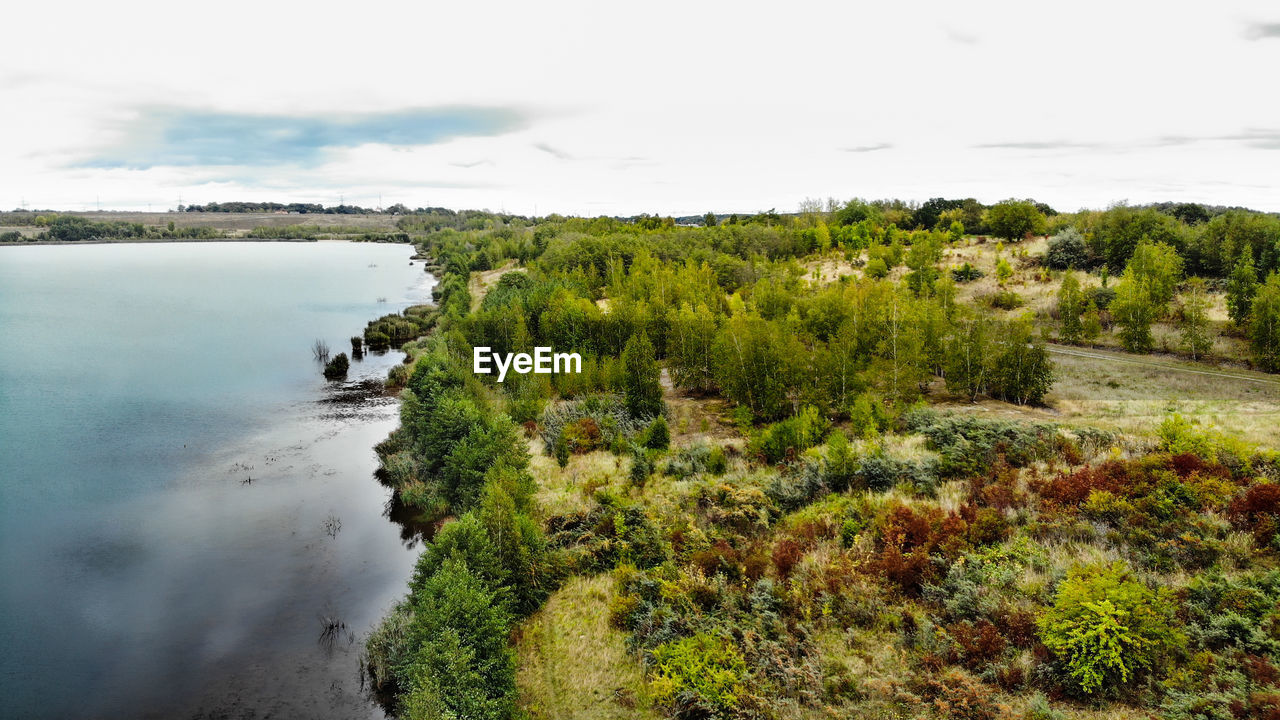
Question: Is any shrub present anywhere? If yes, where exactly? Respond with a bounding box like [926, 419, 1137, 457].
[749, 406, 829, 464]
[987, 289, 1025, 310]
[649, 633, 748, 716]
[706, 446, 728, 475]
[865, 256, 889, 278]
[1037, 561, 1183, 695]
[1046, 228, 1089, 270]
[644, 415, 671, 450]
[323, 352, 350, 379]
[951, 262, 985, 283]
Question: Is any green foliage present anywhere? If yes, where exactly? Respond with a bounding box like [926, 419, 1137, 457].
[1227, 253, 1259, 327]
[322, 352, 349, 379]
[622, 332, 664, 419]
[1046, 227, 1090, 269]
[986, 199, 1047, 242]
[1179, 277, 1213, 361]
[1038, 562, 1183, 695]
[649, 633, 748, 716]
[951, 262, 984, 283]
[643, 414, 671, 450]
[749, 405, 830, 464]
[1252, 272, 1280, 372]
[1057, 271, 1085, 344]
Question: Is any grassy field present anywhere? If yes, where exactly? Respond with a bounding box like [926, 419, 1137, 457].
[516, 574, 661, 720]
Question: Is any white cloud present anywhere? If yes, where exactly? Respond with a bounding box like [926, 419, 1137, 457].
[1, 0, 1279, 214]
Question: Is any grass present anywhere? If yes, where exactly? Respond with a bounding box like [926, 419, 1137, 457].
[516, 574, 660, 720]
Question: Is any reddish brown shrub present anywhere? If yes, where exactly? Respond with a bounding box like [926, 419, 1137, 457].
[969, 461, 1028, 510]
[1230, 483, 1280, 535]
[948, 620, 1007, 670]
[1246, 655, 1280, 687]
[1036, 460, 1134, 506]
[772, 538, 804, 578]
[690, 539, 742, 579]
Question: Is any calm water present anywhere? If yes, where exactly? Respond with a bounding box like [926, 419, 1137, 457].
[0, 242, 432, 718]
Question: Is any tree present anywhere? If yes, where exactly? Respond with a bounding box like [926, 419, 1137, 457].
[667, 303, 719, 394]
[945, 314, 991, 401]
[1109, 241, 1182, 354]
[1126, 241, 1183, 307]
[1252, 272, 1280, 373]
[1081, 301, 1102, 345]
[985, 199, 1047, 243]
[948, 220, 965, 243]
[1057, 271, 1085, 344]
[1227, 253, 1259, 327]
[703, 212, 717, 227]
[1179, 277, 1213, 361]
[1111, 277, 1156, 353]
[988, 318, 1054, 405]
[622, 332, 664, 419]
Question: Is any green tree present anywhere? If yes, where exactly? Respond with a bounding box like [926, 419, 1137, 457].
[667, 303, 719, 393]
[1081, 300, 1102, 345]
[622, 331, 664, 419]
[1126, 241, 1183, 307]
[1252, 272, 1280, 373]
[1227, 253, 1259, 327]
[985, 199, 1047, 243]
[1038, 562, 1182, 695]
[1111, 277, 1156, 353]
[988, 318, 1054, 405]
[948, 220, 965, 243]
[1179, 277, 1213, 361]
[1057, 271, 1085, 344]
[945, 315, 991, 401]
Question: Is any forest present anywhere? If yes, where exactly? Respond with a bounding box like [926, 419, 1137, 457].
[353, 196, 1280, 720]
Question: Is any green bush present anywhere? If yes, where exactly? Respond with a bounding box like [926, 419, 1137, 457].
[643, 415, 670, 450]
[322, 352, 350, 379]
[649, 633, 748, 716]
[951, 262, 985, 283]
[1037, 561, 1183, 695]
[749, 405, 830, 464]
[987, 289, 1025, 310]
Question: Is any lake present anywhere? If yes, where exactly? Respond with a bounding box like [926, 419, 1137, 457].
[0, 241, 432, 718]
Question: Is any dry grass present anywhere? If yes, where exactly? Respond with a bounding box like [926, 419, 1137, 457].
[469, 260, 523, 311]
[516, 574, 659, 720]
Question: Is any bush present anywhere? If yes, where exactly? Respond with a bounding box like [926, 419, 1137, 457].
[749, 406, 829, 464]
[643, 415, 671, 450]
[1046, 228, 1090, 270]
[951, 262, 985, 283]
[649, 633, 748, 716]
[1037, 561, 1183, 695]
[323, 352, 350, 379]
[987, 289, 1025, 310]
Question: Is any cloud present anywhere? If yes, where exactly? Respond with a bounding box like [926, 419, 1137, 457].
[1152, 129, 1280, 150]
[1244, 22, 1280, 40]
[450, 159, 493, 168]
[973, 140, 1101, 150]
[533, 142, 573, 160]
[841, 143, 893, 153]
[77, 106, 530, 168]
[943, 27, 980, 45]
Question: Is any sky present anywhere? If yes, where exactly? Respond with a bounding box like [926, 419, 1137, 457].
[1, 0, 1278, 216]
